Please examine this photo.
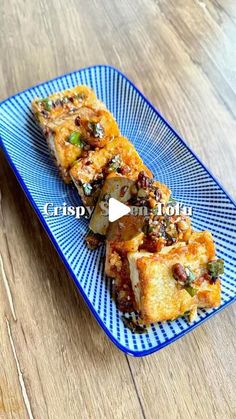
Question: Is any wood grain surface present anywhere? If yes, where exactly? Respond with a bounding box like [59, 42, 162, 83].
[0, 0, 236, 418]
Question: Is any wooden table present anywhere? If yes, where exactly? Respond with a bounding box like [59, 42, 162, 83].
[0, 1, 235, 418]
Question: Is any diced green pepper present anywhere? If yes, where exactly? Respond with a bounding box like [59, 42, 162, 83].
[68, 131, 83, 147]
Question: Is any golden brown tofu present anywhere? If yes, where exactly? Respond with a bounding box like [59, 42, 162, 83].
[105, 215, 146, 277]
[45, 117, 84, 182]
[105, 211, 192, 281]
[89, 178, 136, 235]
[32, 85, 100, 126]
[128, 231, 221, 323]
[89, 174, 170, 236]
[102, 176, 173, 311]
[104, 216, 145, 312]
[32, 86, 119, 182]
[70, 136, 153, 205]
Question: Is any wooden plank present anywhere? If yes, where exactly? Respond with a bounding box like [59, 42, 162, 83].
[0, 280, 28, 418]
[162, 0, 236, 96]
[213, 0, 236, 21]
[128, 305, 236, 419]
[0, 150, 144, 418]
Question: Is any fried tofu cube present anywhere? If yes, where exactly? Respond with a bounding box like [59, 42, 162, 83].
[104, 215, 146, 312]
[45, 117, 85, 182]
[105, 214, 144, 278]
[32, 85, 119, 182]
[128, 231, 221, 323]
[32, 85, 100, 126]
[89, 175, 170, 236]
[70, 136, 152, 206]
[89, 178, 136, 235]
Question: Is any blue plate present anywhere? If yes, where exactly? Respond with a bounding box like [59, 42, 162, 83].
[0, 65, 235, 356]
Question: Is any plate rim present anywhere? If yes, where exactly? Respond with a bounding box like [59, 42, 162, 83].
[0, 64, 235, 357]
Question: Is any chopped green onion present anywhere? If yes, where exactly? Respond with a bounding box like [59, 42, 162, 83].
[185, 286, 197, 297]
[185, 266, 195, 283]
[76, 92, 86, 100]
[68, 131, 83, 147]
[82, 183, 93, 196]
[88, 122, 104, 138]
[152, 207, 158, 215]
[207, 259, 224, 279]
[137, 188, 148, 198]
[42, 98, 52, 111]
[142, 221, 150, 235]
[168, 196, 177, 207]
[108, 154, 122, 172]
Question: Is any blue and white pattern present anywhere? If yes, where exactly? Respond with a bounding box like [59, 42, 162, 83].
[0, 65, 235, 356]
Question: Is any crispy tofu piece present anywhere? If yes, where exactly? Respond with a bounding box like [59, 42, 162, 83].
[128, 231, 221, 323]
[104, 189, 194, 314]
[32, 86, 119, 182]
[70, 136, 152, 205]
[32, 85, 100, 126]
[45, 117, 84, 182]
[104, 217, 145, 312]
[105, 215, 146, 275]
[89, 176, 171, 236]
[89, 178, 136, 235]
[104, 215, 147, 312]
[104, 213, 192, 308]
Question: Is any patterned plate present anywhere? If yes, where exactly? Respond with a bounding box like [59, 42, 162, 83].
[0, 65, 235, 356]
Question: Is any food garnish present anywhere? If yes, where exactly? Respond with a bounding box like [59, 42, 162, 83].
[88, 122, 104, 138]
[68, 131, 83, 147]
[207, 259, 224, 280]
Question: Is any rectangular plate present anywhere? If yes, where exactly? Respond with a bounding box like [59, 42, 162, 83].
[0, 65, 235, 356]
